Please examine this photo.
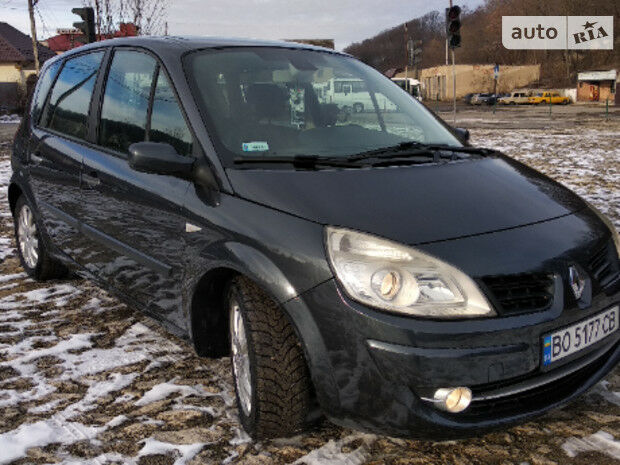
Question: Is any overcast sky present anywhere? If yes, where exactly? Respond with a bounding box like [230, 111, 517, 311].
[2, 0, 484, 50]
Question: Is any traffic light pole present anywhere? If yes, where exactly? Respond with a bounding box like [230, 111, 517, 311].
[447, 0, 458, 125]
[452, 49, 456, 124]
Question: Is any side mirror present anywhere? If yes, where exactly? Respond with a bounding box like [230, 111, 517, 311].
[128, 142, 195, 178]
[453, 127, 470, 143]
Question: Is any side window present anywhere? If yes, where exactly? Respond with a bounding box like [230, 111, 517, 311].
[99, 50, 156, 153]
[45, 52, 104, 139]
[149, 71, 193, 156]
[31, 61, 61, 125]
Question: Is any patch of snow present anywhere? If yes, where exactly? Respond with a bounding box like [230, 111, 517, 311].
[292, 434, 376, 465]
[229, 427, 251, 446]
[562, 430, 620, 460]
[135, 381, 204, 406]
[589, 380, 620, 407]
[106, 415, 129, 428]
[139, 438, 205, 465]
[78, 373, 138, 412]
[0, 114, 20, 124]
[28, 398, 64, 414]
[0, 420, 103, 465]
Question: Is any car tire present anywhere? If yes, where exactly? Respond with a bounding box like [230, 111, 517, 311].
[13, 196, 67, 280]
[228, 276, 311, 439]
[353, 103, 364, 113]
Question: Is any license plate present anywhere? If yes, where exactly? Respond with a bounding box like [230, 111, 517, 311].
[542, 306, 618, 366]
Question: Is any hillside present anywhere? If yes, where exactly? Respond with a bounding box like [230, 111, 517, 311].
[344, 0, 619, 88]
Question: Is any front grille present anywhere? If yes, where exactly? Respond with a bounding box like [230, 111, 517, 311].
[589, 243, 620, 290]
[482, 272, 554, 316]
[456, 343, 615, 419]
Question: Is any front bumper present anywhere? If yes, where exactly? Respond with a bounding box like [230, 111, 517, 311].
[285, 277, 619, 438]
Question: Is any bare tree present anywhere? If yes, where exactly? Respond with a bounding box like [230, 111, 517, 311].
[345, 0, 619, 88]
[125, 0, 166, 35]
[81, 0, 167, 37]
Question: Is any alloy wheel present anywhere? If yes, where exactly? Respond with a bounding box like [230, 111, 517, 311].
[17, 204, 39, 269]
[230, 299, 252, 416]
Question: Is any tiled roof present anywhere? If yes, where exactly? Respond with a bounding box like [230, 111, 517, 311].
[0, 22, 56, 63]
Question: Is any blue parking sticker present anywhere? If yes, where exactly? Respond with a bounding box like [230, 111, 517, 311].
[543, 335, 552, 365]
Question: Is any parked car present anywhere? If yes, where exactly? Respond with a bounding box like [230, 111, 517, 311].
[471, 93, 498, 105]
[463, 93, 476, 105]
[11, 37, 620, 440]
[529, 91, 570, 105]
[499, 92, 530, 105]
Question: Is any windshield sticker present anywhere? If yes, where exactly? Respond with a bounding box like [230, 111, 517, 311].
[242, 141, 269, 152]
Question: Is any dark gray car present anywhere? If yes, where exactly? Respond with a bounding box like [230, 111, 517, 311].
[9, 37, 620, 440]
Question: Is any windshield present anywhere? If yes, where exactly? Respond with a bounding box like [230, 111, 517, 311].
[184, 47, 460, 165]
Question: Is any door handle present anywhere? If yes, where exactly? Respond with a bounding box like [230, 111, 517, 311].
[30, 153, 43, 164]
[82, 171, 100, 188]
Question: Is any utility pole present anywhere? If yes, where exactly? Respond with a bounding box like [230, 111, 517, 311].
[446, 2, 461, 125]
[403, 22, 409, 87]
[27, 0, 40, 74]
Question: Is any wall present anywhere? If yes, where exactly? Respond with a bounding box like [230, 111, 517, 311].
[0, 63, 36, 87]
[409, 64, 540, 100]
[577, 80, 615, 102]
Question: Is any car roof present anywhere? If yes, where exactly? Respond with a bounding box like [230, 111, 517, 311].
[49, 36, 346, 64]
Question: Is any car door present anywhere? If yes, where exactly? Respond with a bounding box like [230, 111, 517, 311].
[28, 51, 105, 259]
[78, 48, 195, 329]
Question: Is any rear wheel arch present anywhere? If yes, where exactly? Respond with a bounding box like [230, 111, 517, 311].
[8, 182, 24, 215]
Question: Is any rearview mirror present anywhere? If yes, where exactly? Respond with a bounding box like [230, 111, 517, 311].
[128, 142, 195, 178]
[453, 127, 470, 143]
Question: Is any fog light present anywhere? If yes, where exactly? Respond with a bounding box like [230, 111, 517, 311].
[433, 387, 472, 413]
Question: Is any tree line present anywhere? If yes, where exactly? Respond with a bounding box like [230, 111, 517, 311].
[344, 0, 619, 87]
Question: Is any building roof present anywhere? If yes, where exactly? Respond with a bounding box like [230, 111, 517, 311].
[0, 22, 56, 63]
[577, 70, 617, 82]
[45, 23, 139, 54]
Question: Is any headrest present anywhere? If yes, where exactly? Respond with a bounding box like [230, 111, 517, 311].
[246, 83, 288, 119]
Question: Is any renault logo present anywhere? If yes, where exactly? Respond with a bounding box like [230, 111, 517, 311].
[569, 266, 585, 300]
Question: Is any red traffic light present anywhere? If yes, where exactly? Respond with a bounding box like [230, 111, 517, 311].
[447, 6, 461, 20]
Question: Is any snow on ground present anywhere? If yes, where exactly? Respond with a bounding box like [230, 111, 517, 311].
[0, 113, 618, 464]
[0, 116, 20, 125]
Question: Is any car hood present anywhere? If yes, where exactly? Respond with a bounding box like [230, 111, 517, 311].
[226, 155, 586, 245]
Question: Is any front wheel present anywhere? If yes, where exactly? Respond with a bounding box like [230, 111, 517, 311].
[228, 277, 311, 439]
[13, 196, 66, 280]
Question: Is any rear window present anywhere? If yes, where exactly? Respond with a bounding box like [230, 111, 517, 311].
[31, 61, 61, 125]
[45, 51, 104, 140]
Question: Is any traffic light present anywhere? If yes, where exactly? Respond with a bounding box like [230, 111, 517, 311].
[446, 5, 461, 49]
[72, 7, 96, 44]
[407, 39, 423, 67]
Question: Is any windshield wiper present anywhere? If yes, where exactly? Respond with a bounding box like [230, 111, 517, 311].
[233, 155, 363, 169]
[347, 141, 494, 161]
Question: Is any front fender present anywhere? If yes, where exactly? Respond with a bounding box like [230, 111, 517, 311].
[188, 241, 303, 305]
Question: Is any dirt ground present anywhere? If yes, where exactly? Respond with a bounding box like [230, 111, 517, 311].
[0, 105, 618, 465]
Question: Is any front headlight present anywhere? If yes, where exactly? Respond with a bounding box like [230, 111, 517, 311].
[325, 227, 495, 318]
